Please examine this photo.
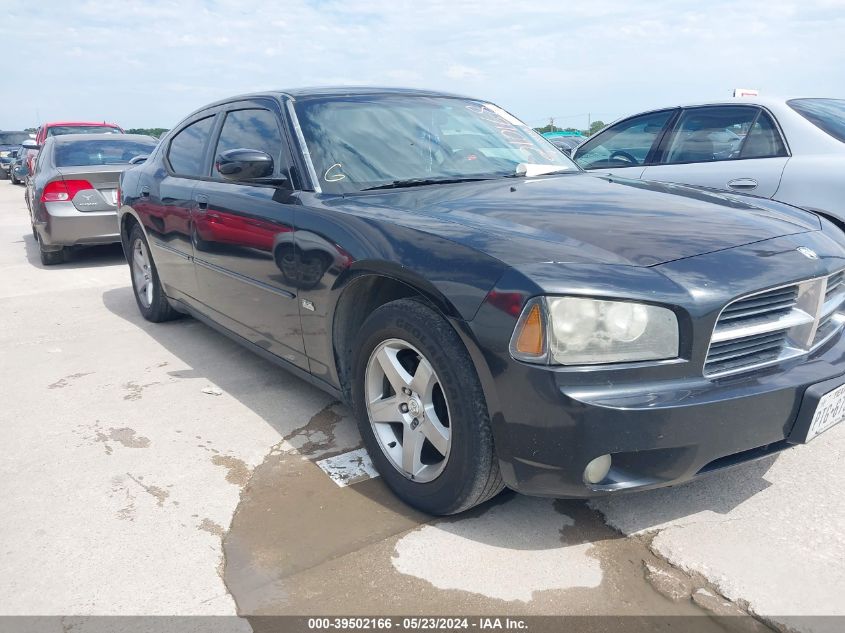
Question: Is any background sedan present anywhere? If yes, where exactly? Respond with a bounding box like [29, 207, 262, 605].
[543, 133, 585, 155]
[572, 97, 845, 224]
[27, 133, 157, 265]
[0, 130, 31, 179]
[8, 148, 27, 184]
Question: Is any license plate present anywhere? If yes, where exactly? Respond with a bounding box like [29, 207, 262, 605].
[807, 382, 845, 441]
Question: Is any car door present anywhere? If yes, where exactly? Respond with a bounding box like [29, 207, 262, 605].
[191, 102, 307, 370]
[573, 109, 678, 178]
[141, 114, 217, 299]
[641, 105, 790, 198]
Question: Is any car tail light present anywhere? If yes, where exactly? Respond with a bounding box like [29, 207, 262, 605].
[116, 187, 122, 208]
[41, 179, 94, 202]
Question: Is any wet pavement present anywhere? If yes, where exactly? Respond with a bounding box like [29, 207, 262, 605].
[0, 180, 842, 632]
[222, 402, 721, 622]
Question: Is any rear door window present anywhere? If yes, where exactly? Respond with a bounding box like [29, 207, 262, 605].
[167, 116, 215, 177]
[663, 106, 786, 164]
[212, 109, 287, 177]
[574, 110, 675, 169]
[739, 112, 788, 158]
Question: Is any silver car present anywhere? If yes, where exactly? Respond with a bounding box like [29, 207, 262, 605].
[27, 133, 157, 265]
[572, 97, 845, 223]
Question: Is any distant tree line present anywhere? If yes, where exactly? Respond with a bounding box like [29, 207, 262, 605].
[126, 128, 169, 138]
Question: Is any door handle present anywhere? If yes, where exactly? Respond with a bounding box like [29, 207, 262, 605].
[727, 178, 758, 191]
[140, 186, 150, 198]
[194, 194, 209, 211]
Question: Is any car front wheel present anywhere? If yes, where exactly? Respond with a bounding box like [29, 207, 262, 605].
[352, 298, 504, 515]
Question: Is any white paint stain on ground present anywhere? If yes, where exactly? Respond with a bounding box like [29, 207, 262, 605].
[316, 448, 380, 487]
[391, 496, 603, 602]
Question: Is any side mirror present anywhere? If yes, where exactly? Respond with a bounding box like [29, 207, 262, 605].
[216, 148, 275, 181]
[21, 139, 39, 150]
[129, 155, 148, 165]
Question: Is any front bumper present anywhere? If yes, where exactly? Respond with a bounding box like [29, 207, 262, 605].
[490, 338, 845, 498]
[470, 229, 845, 499]
[36, 202, 120, 248]
[482, 312, 845, 498]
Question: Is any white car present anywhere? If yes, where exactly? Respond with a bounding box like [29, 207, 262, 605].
[572, 97, 845, 224]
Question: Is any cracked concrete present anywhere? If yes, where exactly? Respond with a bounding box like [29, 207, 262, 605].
[592, 435, 845, 632]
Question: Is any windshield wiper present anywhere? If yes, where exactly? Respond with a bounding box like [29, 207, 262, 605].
[361, 177, 491, 191]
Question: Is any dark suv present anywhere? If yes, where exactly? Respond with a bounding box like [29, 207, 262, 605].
[118, 88, 845, 515]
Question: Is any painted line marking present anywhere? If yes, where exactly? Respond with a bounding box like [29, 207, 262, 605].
[316, 448, 379, 487]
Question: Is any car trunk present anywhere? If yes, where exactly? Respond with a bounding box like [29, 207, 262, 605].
[56, 165, 130, 211]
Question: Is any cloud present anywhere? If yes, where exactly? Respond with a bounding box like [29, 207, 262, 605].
[445, 64, 483, 81]
[0, 0, 843, 129]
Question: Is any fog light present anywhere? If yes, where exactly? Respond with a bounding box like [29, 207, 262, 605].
[584, 454, 612, 484]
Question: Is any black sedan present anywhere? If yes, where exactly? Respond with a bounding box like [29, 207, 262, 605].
[0, 130, 30, 179]
[118, 87, 845, 515]
[7, 147, 26, 184]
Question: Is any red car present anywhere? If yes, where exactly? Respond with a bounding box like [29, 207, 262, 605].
[25, 121, 124, 172]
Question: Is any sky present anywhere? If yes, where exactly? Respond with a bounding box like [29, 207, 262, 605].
[2, 0, 844, 131]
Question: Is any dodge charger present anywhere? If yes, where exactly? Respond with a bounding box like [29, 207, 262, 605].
[117, 88, 845, 514]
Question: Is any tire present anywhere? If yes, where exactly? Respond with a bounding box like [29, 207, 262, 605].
[127, 223, 179, 322]
[38, 235, 63, 266]
[9, 172, 18, 185]
[352, 298, 504, 515]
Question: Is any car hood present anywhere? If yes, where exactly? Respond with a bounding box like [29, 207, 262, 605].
[354, 174, 821, 267]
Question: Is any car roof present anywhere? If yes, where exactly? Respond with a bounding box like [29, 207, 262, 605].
[677, 96, 805, 109]
[41, 121, 123, 130]
[195, 86, 475, 111]
[43, 121, 122, 127]
[626, 96, 837, 116]
[278, 86, 470, 99]
[50, 133, 155, 143]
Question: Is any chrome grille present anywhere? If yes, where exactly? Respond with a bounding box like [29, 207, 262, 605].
[705, 269, 845, 378]
[826, 271, 844, 300]
[717, 287, 798, 325]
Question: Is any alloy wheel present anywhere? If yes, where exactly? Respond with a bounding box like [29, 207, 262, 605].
[131, 238, 154, 309]
[365, 338, 452, 482]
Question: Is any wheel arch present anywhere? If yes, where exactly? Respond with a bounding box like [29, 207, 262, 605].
[329, 267, 496, 411]
[119, 209, 144, 256]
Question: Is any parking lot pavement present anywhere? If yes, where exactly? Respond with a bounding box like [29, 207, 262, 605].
[592, 428, 845, 630]
[0, 179, 842, 632]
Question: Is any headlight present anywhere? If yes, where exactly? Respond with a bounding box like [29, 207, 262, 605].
[510, 296, 679, 365]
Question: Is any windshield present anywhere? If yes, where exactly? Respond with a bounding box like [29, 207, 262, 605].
[294, 95, 576, 193]
[788, 98, 845, 143]
[47, 125, 122, 138]
[0, 132, 30, 145]
[54, 139, 157, 167]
